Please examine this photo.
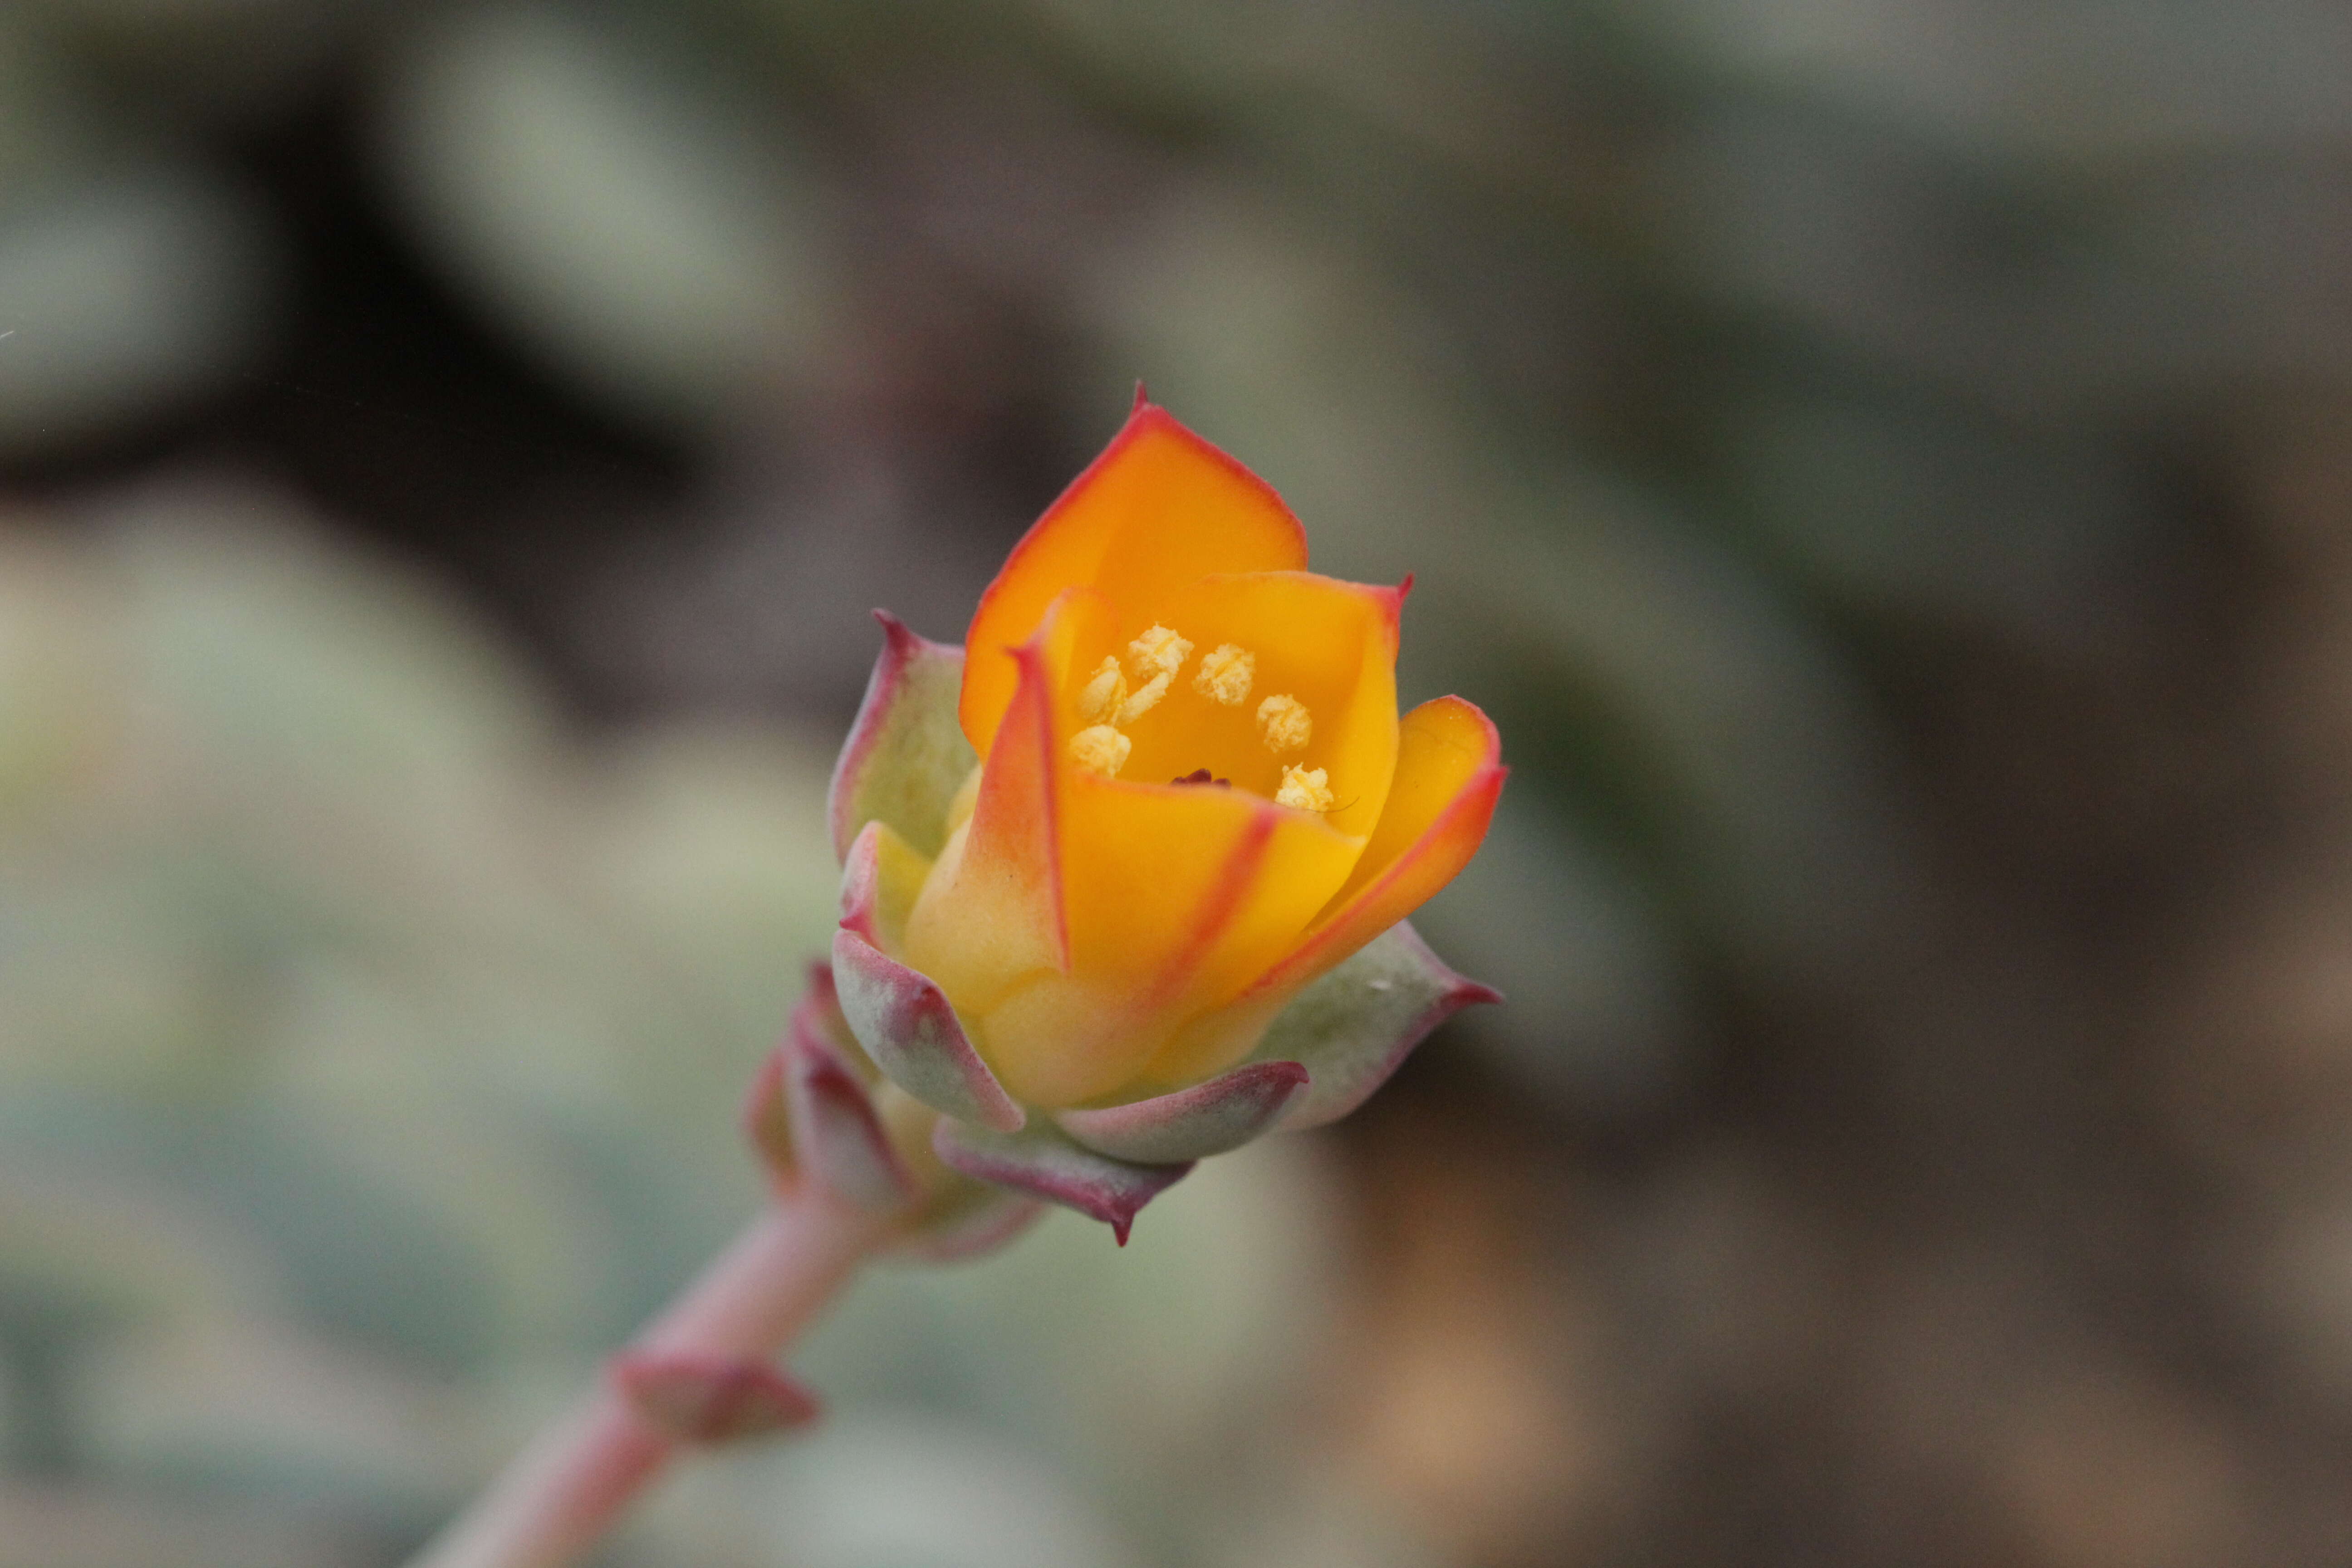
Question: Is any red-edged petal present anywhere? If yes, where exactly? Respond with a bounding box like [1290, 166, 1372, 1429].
[900, 630, 1069, 1010]
[960, 403, 1309, 756]
[1251, 920, 1499, 1130]
[611, 1351, 819, 1443]
[1055, 1059, 1309, 1164]
[1253, 696, 1504, 997]
[932, 1117, 1191, 1245]
[833, 930, 1024, 1133]
[829, 612, 975, 861]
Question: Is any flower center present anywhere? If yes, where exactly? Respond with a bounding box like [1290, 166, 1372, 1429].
[1063, 622, 1330, 814]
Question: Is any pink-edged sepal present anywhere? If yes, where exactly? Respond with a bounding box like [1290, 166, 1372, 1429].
[933, 1117, 1191, 1245]
[1055, 1059, 1310, 1164]
[828, 611, 975, 861]
[1251, 920, 1499, 1131]
[743, 965, 913, 1211]
[788, 1031, 916, 1214]
[832, 929, 1024, 1134]
[892, 1185, 1048, 1262]
[611, 1350, 819, 1443]
[742, 1039, 798, 1182]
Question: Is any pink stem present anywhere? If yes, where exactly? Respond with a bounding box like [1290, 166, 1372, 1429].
[407, 1186, 887, 1568]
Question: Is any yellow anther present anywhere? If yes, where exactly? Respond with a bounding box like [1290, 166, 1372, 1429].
[1078, 656, 1127, 723]
[1128, 624, 1193, 678]
[1117, 671, 1173, 724]
[1257, 693, 1312, 753]
[1276, 765, 1333, 812]
[1193, 643, 1255, 705]
[1069, 725, 1132, 778]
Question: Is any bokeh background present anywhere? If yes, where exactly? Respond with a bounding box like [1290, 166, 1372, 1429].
[5, 1, 2352, 1564]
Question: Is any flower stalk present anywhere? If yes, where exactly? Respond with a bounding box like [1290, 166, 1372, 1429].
[408, 1186, 887, 1568]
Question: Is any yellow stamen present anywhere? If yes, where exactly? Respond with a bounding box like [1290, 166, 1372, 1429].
[1069, 725, 1131, 777]
[1128, 624, 1193, 678]
[1117, 670, 1173, 724]
[1193, 643, 1255, 705]
[1275, 765, 1333, 812]
[1257, 693, 1311, 753]
[1078, 656, 1127, 724]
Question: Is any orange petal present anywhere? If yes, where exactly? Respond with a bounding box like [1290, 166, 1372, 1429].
[980, 771, 1362, 1106]
[960, 403, 1308, 756]
[1247, 696, 1504, 999]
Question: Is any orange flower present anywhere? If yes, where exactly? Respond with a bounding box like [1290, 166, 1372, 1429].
[825, 396, 1500, 1239]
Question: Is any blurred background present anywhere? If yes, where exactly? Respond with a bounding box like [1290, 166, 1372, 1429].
[4, 0, 2350, 1564]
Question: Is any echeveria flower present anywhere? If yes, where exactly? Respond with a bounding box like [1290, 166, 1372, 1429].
[821, 398, 1502, 1240]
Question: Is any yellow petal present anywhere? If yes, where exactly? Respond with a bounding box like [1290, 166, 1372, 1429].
[960, 403, 1308, 757]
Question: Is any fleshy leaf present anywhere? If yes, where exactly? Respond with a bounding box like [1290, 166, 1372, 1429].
[833, 929, 1025, 1133]
[829, 611, 976, 861]
[1250, 920, 1499, 1130]
[747, 964, 882, 1186]
[932, 1117, 1192, 1245]
[787, 1020, 916, 1213]
[612, 1350, 819, 1443]
[1056, 1059, 1309, 1164]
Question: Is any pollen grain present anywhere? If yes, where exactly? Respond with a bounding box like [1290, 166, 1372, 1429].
[1193, 644, 1256, 705]
[1257, 693, 1312, 753]
[1276, 765, 1334, 812]
[1128, 624, 1193, 677]
[1069, 725, 1132, 778]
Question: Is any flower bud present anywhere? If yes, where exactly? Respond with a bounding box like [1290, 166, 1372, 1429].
[819, 399, 1501, 1239]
